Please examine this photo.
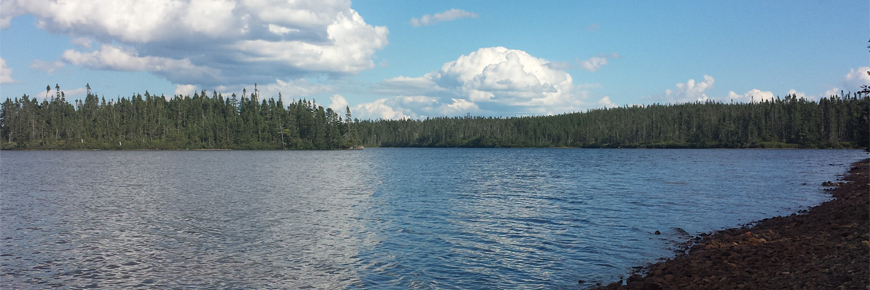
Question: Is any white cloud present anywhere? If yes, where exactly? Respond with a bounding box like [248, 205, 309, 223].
[786, 89, 811, 100]
[267, 24, 299, 35]
[598, 96, 617, 108]
[434, 47, 575, 107]
[411, 8, 478, 27]
[36, 90, 51, 99]
[65, 87, 88, 97]
[30, 59, 66, 74]
[353, 98, 407, 120]
[577, 53, 620, 72]
[0, 58, 15, 84]
[175, 84, 197, 96]
[3, 0, 389, 86]
[375, 47, 585, 117]
[665, 75, 714, 103]
[62, 44, 220, 83]
[230, 9, 388, 74]
[328, 94, 349, 112]
[401, 96, 478, 117]
[0, 0, 22, 29]
[354, 47, 622, 119]
[823, 87, 841, 98]
[70, 36, 92, 49]
[663, 69, 867, 104]
[579, 56, 608, 72]
[843, 66, 870, 92]
[443, 98, 478, 113]
[341, 95, 484, 120]
[815, 67, 870, 99]
[727, 89, 775, 103]
[260, 78, 333, 100]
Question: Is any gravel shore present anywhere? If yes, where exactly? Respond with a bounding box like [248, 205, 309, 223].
[593, 159, 869, 290]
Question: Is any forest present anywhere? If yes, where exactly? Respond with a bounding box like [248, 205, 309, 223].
[1, 86, 868, 150]
[0, 86, 358, 150]
[357, 92, 869, 149]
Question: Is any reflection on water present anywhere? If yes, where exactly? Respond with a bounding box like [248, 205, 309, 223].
[1, 151, 376, 288]
[1, 149, 866, 288]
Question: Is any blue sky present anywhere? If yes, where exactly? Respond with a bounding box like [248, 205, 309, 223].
[1, 0, 867, 119]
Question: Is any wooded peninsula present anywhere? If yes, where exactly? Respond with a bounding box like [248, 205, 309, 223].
[1, 88, 868, 150]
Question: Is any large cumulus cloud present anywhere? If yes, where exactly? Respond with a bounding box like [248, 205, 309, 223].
[360, 47, 603, 119]
[2, 0, 388, 87]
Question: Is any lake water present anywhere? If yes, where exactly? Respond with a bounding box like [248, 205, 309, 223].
[1, 149, 865, 289]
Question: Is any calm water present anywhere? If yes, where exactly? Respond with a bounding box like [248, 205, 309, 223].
[1, 149, 865, 289]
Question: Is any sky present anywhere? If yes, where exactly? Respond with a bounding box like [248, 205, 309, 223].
[0, 0, 868, 120]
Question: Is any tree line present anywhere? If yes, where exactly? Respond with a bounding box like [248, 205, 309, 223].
[355, 92, 869, 149]
[1, 87, 868, 150]
[0, 86, 358, 150]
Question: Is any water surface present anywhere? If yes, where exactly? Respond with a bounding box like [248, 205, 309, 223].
[1, 149, 865, 288]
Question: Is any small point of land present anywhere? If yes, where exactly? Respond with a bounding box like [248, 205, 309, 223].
[592, 159, 870, 290]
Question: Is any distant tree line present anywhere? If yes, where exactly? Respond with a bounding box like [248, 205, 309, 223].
[0, 85, 358, 150]
[2, 87, 868, 150]
[355, 92, 870, 149]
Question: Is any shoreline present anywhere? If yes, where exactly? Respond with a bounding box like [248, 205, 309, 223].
[592, 158, 869, 290]
[0, 147, 861, 151]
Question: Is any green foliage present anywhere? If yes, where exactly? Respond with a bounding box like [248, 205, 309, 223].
[2, 89, 867, 150]
[0, 89, 357, 150]
[355, 92, 870, 150]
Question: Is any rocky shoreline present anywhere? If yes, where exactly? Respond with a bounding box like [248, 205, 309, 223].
[592, 159, 869, 290]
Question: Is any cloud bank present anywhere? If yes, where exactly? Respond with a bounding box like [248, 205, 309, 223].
[662, 69, 870, 104]
[2, 0, 388, 88]
[347, 47, 611, 120]
[665, 75, 811, 104]
[725, 67, 869, 104]
[411, 9, 478, 27]
[727, 89, 775, 103]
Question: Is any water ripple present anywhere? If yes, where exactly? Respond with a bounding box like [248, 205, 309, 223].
[1, 149, 865, 288]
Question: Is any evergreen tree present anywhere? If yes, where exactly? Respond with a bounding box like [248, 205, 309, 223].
[2, 87, 867, 150]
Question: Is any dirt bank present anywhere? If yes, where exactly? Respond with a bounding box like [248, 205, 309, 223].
[593, 159, 869, 290]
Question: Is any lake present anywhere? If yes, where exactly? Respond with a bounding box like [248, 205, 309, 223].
[1, 149, 865, 289]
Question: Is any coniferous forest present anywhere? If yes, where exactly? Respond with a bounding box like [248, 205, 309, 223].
[0, 88, 358, 150]
[356, 92, 870, 149]
[1, 87, 868, 150]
